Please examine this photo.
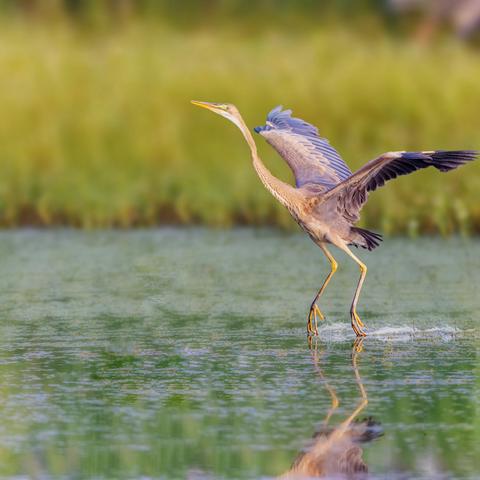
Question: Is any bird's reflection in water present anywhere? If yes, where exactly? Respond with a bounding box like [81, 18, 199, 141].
[281, 338, 383, 479]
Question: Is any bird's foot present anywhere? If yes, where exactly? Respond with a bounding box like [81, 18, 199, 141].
[307, 303, 324, 336]
[312, 303, 325, 322]
[351, 310, 367, 337]
[307, 315, 318, 336]
[354, 311, 365, 328]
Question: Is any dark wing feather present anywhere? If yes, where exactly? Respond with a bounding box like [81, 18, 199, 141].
[323, 150, 478, 223]
[254, 106, 352, 191]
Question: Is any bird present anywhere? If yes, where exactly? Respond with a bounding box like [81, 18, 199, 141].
[281, 338, 383, 479]
[191, 100, 478, 337]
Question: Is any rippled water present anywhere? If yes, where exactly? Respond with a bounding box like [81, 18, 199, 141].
[0, 229, 479, 479]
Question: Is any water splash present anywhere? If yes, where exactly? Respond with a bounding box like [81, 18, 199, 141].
[318, 323, 473, 342]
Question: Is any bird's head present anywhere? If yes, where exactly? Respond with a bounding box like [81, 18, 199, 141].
[191, 100, 243, 130]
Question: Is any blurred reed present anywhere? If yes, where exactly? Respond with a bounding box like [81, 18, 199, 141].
[0, 16, 478, 232]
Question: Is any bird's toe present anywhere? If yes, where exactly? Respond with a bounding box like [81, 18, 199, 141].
[351, 310, 367, 337]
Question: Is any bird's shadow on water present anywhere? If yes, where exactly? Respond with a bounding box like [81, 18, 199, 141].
[274, 327, 478, 480]
[278, 338, 383, 479]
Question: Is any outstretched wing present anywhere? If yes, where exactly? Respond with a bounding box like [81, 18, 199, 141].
[254, 106, 352, 191]
[323, 150, 478, 223]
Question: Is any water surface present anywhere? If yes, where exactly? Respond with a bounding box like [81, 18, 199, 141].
[0, 229, 479, 479]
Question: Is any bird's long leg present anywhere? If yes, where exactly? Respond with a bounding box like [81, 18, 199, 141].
[338, 244, 368, 337]
[307, 244, 338, 336]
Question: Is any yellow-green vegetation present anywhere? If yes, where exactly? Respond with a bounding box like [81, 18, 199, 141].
[0, 19, 479, 232]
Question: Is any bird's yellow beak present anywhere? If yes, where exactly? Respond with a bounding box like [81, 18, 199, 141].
[191, 100, 239, 128]
[191, 100, 218, 111]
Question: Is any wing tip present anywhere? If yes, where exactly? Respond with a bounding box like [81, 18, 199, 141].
[429, 150, 479, 171]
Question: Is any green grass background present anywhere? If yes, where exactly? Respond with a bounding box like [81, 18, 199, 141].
[0, 3, 479, 232]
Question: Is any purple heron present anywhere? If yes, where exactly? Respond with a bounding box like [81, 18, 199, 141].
[191, 101, 478, 337]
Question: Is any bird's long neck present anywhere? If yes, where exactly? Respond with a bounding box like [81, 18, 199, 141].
[234, 114, 298, 208]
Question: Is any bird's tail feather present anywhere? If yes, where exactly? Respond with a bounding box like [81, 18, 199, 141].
[350, 227, 383, 251]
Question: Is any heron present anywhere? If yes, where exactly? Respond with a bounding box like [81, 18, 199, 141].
[191, 100, 478, 337]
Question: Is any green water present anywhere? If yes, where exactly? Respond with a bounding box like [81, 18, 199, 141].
[0, 229, 479, 479]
